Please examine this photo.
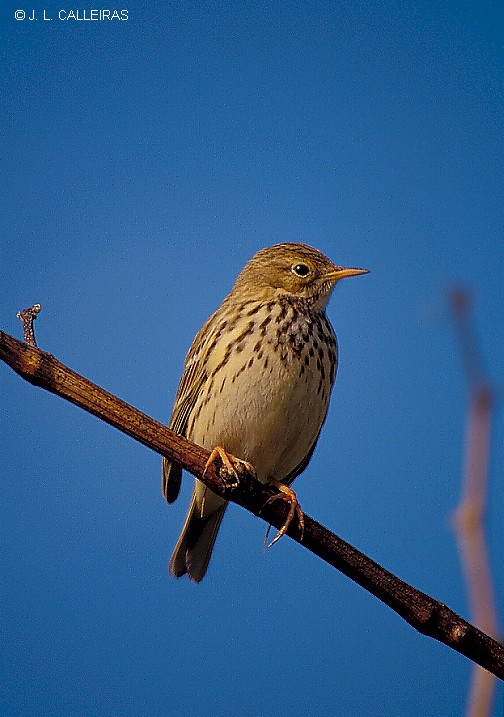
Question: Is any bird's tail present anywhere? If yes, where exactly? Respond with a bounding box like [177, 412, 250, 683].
[169, 492, 227, 583]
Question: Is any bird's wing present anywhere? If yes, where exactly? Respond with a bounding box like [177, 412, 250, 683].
[282, 429, 322, 487]
[162, 312, 219, 503]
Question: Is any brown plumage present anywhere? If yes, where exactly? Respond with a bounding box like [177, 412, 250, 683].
[163, 242, 368, 582]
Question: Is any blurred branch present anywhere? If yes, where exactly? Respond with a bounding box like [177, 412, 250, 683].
[1, 327, 504, 680]
[449, 288, 500, 715]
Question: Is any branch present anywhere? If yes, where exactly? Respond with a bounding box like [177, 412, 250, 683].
[1, 328, 503, 680]
[449, 287, 500, 715]
[16, 303, 41, 346]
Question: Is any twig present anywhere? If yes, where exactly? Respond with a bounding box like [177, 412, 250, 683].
[449, 287, 500, 716]
[0, 328, 503, 680]
[16, 304, 41, 346]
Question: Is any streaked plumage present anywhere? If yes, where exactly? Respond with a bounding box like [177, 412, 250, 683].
[163, 242, 368, 582]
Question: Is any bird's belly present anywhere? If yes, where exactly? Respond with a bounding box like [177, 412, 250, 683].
[188, 348, 331, 484]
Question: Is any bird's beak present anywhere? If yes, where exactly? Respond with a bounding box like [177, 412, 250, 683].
[325, 266, 370, 282]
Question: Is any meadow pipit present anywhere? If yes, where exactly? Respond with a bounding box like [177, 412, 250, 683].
[163, 242, 368, 582]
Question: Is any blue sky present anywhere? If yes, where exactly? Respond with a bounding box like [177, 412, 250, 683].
[1, 1, 503, 715]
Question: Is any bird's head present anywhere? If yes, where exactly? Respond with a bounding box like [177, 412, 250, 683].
[231, 242, 369, 309]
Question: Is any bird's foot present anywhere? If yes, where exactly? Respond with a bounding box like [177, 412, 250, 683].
[203, 446, 256, 489]
[261, 481, 305, 548]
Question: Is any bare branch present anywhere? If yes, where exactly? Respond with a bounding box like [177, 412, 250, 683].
[1, 328, 503, 680]
[16, 304, 41, 346]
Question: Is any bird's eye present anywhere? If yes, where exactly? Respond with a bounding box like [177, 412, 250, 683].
[292, 263, 310, 277]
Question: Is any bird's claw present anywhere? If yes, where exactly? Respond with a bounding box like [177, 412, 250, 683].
[203, 446, 255, 490]
[261, 482, 305, 548]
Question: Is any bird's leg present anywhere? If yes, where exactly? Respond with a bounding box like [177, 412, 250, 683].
[203, 446, 256, 489]
[261, 480, 305, 547]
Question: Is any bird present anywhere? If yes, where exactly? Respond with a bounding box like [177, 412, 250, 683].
[163, 242, 368, 582]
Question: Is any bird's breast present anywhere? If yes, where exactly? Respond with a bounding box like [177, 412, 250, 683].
[187, 302, 338, 483]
